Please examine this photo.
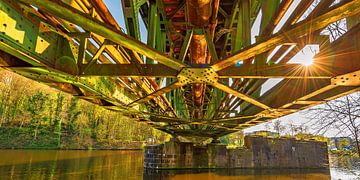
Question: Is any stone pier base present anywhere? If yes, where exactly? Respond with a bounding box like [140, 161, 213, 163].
[144, 136, 329, 169]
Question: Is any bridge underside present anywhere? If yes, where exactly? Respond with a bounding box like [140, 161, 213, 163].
[0, 0, 359, 140]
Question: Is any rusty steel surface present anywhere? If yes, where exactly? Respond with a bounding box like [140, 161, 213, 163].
[0, 0, 360, 140]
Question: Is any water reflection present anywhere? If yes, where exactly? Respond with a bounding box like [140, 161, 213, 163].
[329, 153, 360, 179]
[0, 150, 144, 179]
[144, 169, 331, 180]
[0, 150, 353, 180]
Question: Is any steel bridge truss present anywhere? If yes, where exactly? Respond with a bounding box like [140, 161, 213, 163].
[0, 0, 359, 139]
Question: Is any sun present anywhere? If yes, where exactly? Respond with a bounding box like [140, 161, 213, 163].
[288, 45, 318, 66]
[302, 58, 313, 66]
[301, 49, 316, 66]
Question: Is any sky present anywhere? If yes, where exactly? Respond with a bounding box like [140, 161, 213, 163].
[101, 0, 346, 137]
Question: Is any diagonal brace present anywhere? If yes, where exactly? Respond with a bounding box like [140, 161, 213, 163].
[211, 0, 360, 71]
[16, 0, 188, 71]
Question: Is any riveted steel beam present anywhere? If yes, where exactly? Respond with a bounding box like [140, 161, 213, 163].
[219, 0, 239, 58]
[241, 24, 360, 121]
[81, 64, 179, 77]
[204, 29, 218, 63]
[179, 30, 193, 62]
[217, 63, 358, 79]
[282, 0, 315, 28]
[2, 0, 360, 138]
[259, 0, 280, 35]
[262, 0, 294, 36]
[233, 0, 251, 52]
[0, 0, 147, 112]
[16, 0, 187, 71]
[237, 25, 360, 121]
[121, 0, 141, 40]
[6, 65, 139, 108]
[128, 81, 185, 106]
[80, 40, 110, 74]
[146, 2, 159, 64]
[211, 0, 360, 71]
[90, 0, 122, 30]
[210, 81, 271, 110]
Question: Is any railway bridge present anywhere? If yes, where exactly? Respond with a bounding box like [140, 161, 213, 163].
[0, 0, 359, 144]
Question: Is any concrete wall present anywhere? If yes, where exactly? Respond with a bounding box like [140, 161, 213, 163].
[144, 136, 329, 169]
[244, 136, 329, 169]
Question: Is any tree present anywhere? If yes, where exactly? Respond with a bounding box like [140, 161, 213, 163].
[66, 97, 81, 133]
[54, 92, 65, 147]
[307, 92, 360, 156]
[0, 69, 171, 149]
[285, 120, 309, 137]
[26, 92, 48, 139]
[271, 120, 285, 136]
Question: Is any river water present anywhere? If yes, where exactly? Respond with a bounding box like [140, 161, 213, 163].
[0, 150, 358, 180]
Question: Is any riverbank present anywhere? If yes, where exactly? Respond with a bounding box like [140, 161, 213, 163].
[0, 70, 170, 150]
[0, 126, 144, 150]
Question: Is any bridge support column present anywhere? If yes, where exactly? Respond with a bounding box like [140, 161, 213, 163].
[144, 136, 329, 169]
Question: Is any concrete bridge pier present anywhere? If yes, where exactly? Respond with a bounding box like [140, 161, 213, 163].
[144, 136, 329, 169]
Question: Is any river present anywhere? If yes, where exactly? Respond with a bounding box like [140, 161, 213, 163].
[0, 150, 358, 179]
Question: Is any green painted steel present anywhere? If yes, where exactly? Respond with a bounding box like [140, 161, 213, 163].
[0, 0, 359, 140]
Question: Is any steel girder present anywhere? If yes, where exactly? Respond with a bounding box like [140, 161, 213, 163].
[1, 0, 360, 139]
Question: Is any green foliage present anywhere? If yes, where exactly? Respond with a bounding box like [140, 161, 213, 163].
[66, 97, 81, 132]
[220, 131, 245, 148]
[0, 127, 58, 149]
[295, 133, 329, 142]
[0, 70, 169, 149]
[26, 92, 47, 118]
[219, 136, 230, 144]
[337, 138, 352, 151]
[25, 92, 50, 139]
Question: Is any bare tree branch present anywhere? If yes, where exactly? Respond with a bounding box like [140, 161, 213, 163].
[306, 92, 360, 156]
